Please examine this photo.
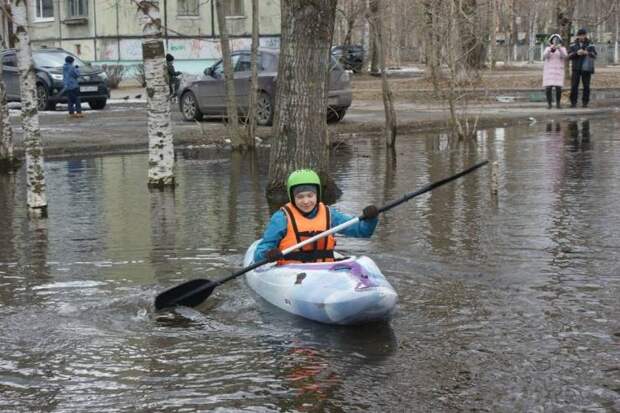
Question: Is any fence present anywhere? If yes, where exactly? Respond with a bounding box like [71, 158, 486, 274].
[384, 43, 619, 67]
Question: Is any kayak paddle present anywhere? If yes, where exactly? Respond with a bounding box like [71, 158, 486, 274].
[154, 159, 489, 311]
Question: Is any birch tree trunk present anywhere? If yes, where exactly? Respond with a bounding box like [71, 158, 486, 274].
[12, 0, 47, 214]
[246, 0, 259, 147]
[215, 0, 247, 149]
[266, 0, 337, 203]
[369, 0, 396, 146]
[135, 0, 175, 188]
[0, 56, 19, 172]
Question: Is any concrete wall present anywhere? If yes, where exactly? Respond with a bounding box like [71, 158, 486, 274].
[25, 0, 281, 68]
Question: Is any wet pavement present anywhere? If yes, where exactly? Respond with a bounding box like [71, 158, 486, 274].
[1, 116, 619, 411]
[5, 93, 619, 158]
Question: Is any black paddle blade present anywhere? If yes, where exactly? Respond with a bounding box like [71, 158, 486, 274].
[154, 279, 216, 311]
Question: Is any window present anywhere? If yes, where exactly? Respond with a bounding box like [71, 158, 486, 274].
[211, 55, 240, 78]
[32, 51, 87, 68]
[67, 0, 88, 18]
[235, 54, 251, 72]
[225, 0, 244, 16]
[178, 0, 199, 16]
[2, 54, 17, 67]
[34, 0, 54, 21]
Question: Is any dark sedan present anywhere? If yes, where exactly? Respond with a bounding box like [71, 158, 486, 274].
[1, 47, 109, 111]
[331, 45, 364, 73]
[178, 48, 352, 125]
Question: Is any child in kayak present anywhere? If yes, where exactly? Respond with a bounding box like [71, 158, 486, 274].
[254, 169, 379, 264]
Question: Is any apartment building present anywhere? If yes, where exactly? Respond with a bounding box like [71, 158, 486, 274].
[1, 0, 281, 71]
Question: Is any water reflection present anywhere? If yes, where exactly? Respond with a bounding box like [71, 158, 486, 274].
[149, 188, 179, 283]
[1, 116, 620, 411]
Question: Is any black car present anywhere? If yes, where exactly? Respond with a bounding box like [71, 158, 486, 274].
[0, 47, 109, 111]
[331, 45, 364, 73]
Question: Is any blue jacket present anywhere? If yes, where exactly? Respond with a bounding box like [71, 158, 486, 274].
[254, 205, 378, 262]
[63, 63, 80, 90]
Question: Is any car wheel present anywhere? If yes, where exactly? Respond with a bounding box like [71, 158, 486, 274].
[180, 91, 203, 121]
[36, 84, 54, 111]
[88, 99, 107, 110]
[327, 107, 347, 123]
[255, 91, 273, 126]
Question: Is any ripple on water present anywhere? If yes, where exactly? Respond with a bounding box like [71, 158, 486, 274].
[1, 119, 620, 410]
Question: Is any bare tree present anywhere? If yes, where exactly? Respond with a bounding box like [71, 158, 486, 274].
[267, 0, 338, 203]
[215, 0, 248, 149]
[336, 0, 366, 48]
[614, 2, 620, 65]
[246, 0, 259, 147]
[489, 0, 497, 69]
[556, 0, 577, 78]
[368, 0, 397, 146]
[133, 0, 175, 188]
[423, 0, 481, 140]
[418, 1, 442, 82]
[12, 0, 47, 215]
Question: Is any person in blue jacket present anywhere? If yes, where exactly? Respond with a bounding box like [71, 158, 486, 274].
[254, 169, 379, 264]
[63, 55, 83, 118]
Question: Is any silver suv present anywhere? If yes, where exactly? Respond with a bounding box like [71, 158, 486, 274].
[178, 48, 352, 125]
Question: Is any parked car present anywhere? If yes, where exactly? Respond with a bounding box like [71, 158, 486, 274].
[0, 47, 110, 111]
[178, 48, 352, 125]
[331, 45, 364, 73]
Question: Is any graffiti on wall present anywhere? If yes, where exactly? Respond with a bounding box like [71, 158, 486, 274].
[95, 36, 280, 61]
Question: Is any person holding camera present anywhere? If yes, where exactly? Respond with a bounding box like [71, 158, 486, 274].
[542, 34, 567, 109]
[568, 28, 597, 108]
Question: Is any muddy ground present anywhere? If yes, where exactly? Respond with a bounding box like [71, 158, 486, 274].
[5, 66, 620, 158]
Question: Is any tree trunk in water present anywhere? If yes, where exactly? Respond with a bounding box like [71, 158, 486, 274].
[370, 0, 396, 147]
[13, 0, 47, 214]
[215, 0, 247, 149]
[267, 0, 337, 204]
[246, 0, 259, 147]
[135, 1, 175, 188]
[0, 58, 19, 173]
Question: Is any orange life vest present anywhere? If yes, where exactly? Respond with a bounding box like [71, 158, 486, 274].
[277, 202, 336, 264]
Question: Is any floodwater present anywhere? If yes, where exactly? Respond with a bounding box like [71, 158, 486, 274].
[1, 116, 619, 412]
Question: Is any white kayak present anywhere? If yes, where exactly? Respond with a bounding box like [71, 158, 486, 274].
[243, 240, 398, 325]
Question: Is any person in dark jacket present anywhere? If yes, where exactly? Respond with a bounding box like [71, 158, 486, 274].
[166, 54, 181, 96]
[63, 55, 83, 117]
[567, 28, 597, 108]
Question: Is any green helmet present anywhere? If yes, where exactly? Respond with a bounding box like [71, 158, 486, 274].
[287, 169, 321, 202]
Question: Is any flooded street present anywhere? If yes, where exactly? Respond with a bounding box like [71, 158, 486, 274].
[1, 116, 619, 411]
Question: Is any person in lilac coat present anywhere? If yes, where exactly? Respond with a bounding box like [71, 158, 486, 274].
[542, 34, 567, 109]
